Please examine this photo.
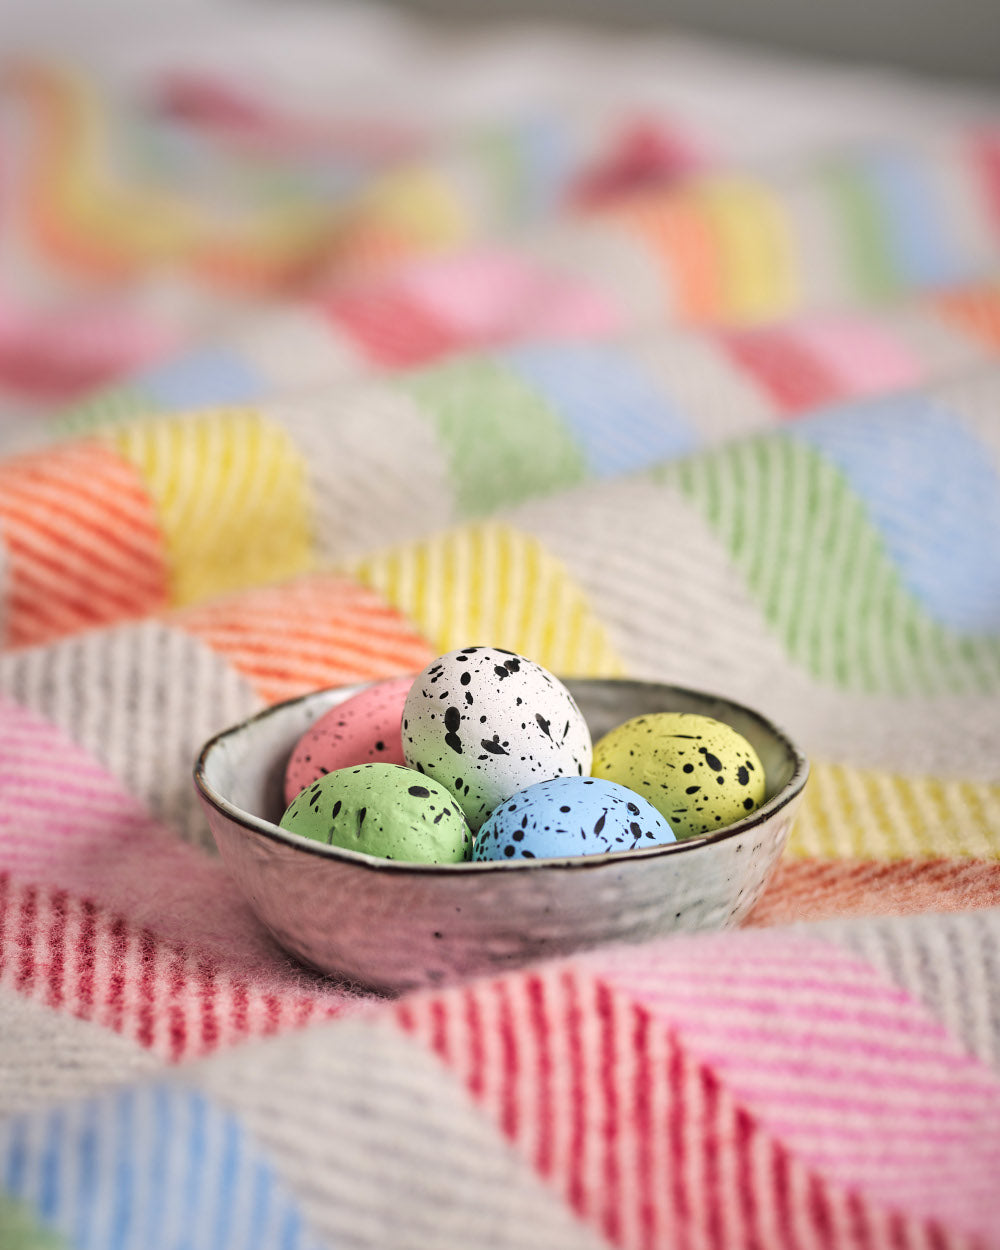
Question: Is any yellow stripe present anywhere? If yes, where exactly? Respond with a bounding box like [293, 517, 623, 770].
[790, 761, 1000, 860]
[107, 411, 314, 605]
[351, 521, 626, 678]
[693, 178, 797, 324]
[355, 166, 469, 252]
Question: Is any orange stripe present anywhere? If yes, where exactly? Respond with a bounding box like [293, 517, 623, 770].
[1, 497, 165, 600]
[0, 440, 169, 648]
[168, 573, 434, 702]
[747, 857, 1000, 927]
[931, 286, 1000, 351]
[606, 188, 723, 322]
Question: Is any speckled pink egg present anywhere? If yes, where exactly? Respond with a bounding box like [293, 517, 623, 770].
[283, 676, 413, 805]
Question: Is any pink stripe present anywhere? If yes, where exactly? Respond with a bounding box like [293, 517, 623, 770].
[398, 248, 621, 342]
[790, 317, 921, 395]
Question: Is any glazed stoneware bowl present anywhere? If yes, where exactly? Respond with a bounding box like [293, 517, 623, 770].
[194, 678, 808, 994]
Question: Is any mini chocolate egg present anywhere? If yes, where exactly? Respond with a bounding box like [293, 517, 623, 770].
[472, 776, 675, 861]
[279, 762, 471, 864]
[284, 676, 411, 805]
[592, 712, 765, 839]
[402, 647, 592, 832]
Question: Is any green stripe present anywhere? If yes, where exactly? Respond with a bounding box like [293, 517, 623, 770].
[0, 1195, 66, 1250]
[656, 437, 1000, 696]
[400, 356, 588, 517]
[52, 385, 161, 437]
[822, 162, 897, 302]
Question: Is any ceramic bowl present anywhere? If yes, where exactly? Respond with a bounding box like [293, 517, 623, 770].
[194, 678, 808, 994]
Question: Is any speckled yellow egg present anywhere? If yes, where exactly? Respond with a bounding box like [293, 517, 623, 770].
[591, 712, 765, 840]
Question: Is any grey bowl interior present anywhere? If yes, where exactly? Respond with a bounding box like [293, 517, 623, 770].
[195, 678, 809, 991]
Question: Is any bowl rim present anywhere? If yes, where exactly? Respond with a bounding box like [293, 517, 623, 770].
[193, 676, 809, 876]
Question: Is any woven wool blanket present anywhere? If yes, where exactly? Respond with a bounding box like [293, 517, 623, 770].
[2, 2, 1000, 1246]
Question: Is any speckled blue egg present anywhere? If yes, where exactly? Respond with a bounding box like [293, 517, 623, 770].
[472, 776, 676, 862]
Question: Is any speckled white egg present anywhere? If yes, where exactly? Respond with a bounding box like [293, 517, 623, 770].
[472, 776, 675, 861]
[402, 647, 593, 831]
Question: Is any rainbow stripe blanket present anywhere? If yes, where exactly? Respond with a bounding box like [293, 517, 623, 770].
[3, 2, 1000, 1245]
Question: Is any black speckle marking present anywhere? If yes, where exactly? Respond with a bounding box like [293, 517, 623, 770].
[594, 812, 606, 834]
[683, 763, 694, 774]
[460, 671, 471, 686]
[480, 737, 509, 755]
[535, 713, 552, 739]
[331, 800, 342, 819]
[685, 785, 701, 795]
[444, 706, 463, 755]
[408, 785, 430, 798]
[743, 797, 756, 810]
[737, 766, 750, 786]
[699, 748, 723, 771]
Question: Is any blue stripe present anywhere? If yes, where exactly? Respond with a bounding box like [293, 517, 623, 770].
[182, 1090, 208, 1233]
[863, 150, 968, 288]
[0, 1085, 328, 1250]
[247, 1158, 274, 1250]
[212, 1104, 241, 1249]
[37, 1109, 63, 1219]
[75, 1101, 99, 1249]
[517, 115, 574, 218]
[139, 348, 264, 410]
[788, 395, 1000, 632]
[108, 1087, 135, 1250]
[3, 1115, 27, 1197]
[140, 1085, 170, 1250]
[501, 342, 698, 476]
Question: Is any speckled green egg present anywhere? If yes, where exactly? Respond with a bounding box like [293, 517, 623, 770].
[279, 762, 471, 863]
[591, 713, 765, 839]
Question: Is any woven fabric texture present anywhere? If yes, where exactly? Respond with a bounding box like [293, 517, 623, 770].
[2, 2, 1000, 1246]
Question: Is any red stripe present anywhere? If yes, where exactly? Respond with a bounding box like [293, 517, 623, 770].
[76, 899, 97, 1010]
[925, 1221, 950, 1250]
[167, 950, 188, 1061]
[198, 959, 219, 1052]
[16, 884, 37, 992]
[323, 287, 463, 368]
[231, 979, 249, 1038]
[596, 980, 622, 1244]
[464, 987, 485, 1098]
[702, 1065, 724, 1250]
[847, 1190, 874, 1250]
[105, 915, 129, 1032]
[735, 1107, 763, 1250]
[668, 1033, 691, 1248]
[772, 1136, 795, 1250]
[262, 992, 281, 1035]
[721, 329, 842, 415]
[429, 998, 449, 1062]
[0, 874, 9, 976]
[526, 974, 554, 1177]
[396, 1002, 416, 1033]
[888, 1211, 909, 1250]
[808, 1171, 835, 1247]
[632, 1006, 657, 1250]
[495, 981, 520, 1141]
[563, 970, 588, 1216]
[46, 889, 68, 1008]
[136, 928, 157, 1049]
[293, 996, 316, 1029]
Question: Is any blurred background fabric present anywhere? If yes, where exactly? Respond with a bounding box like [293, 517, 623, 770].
[2, 1, 1000, 1247]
